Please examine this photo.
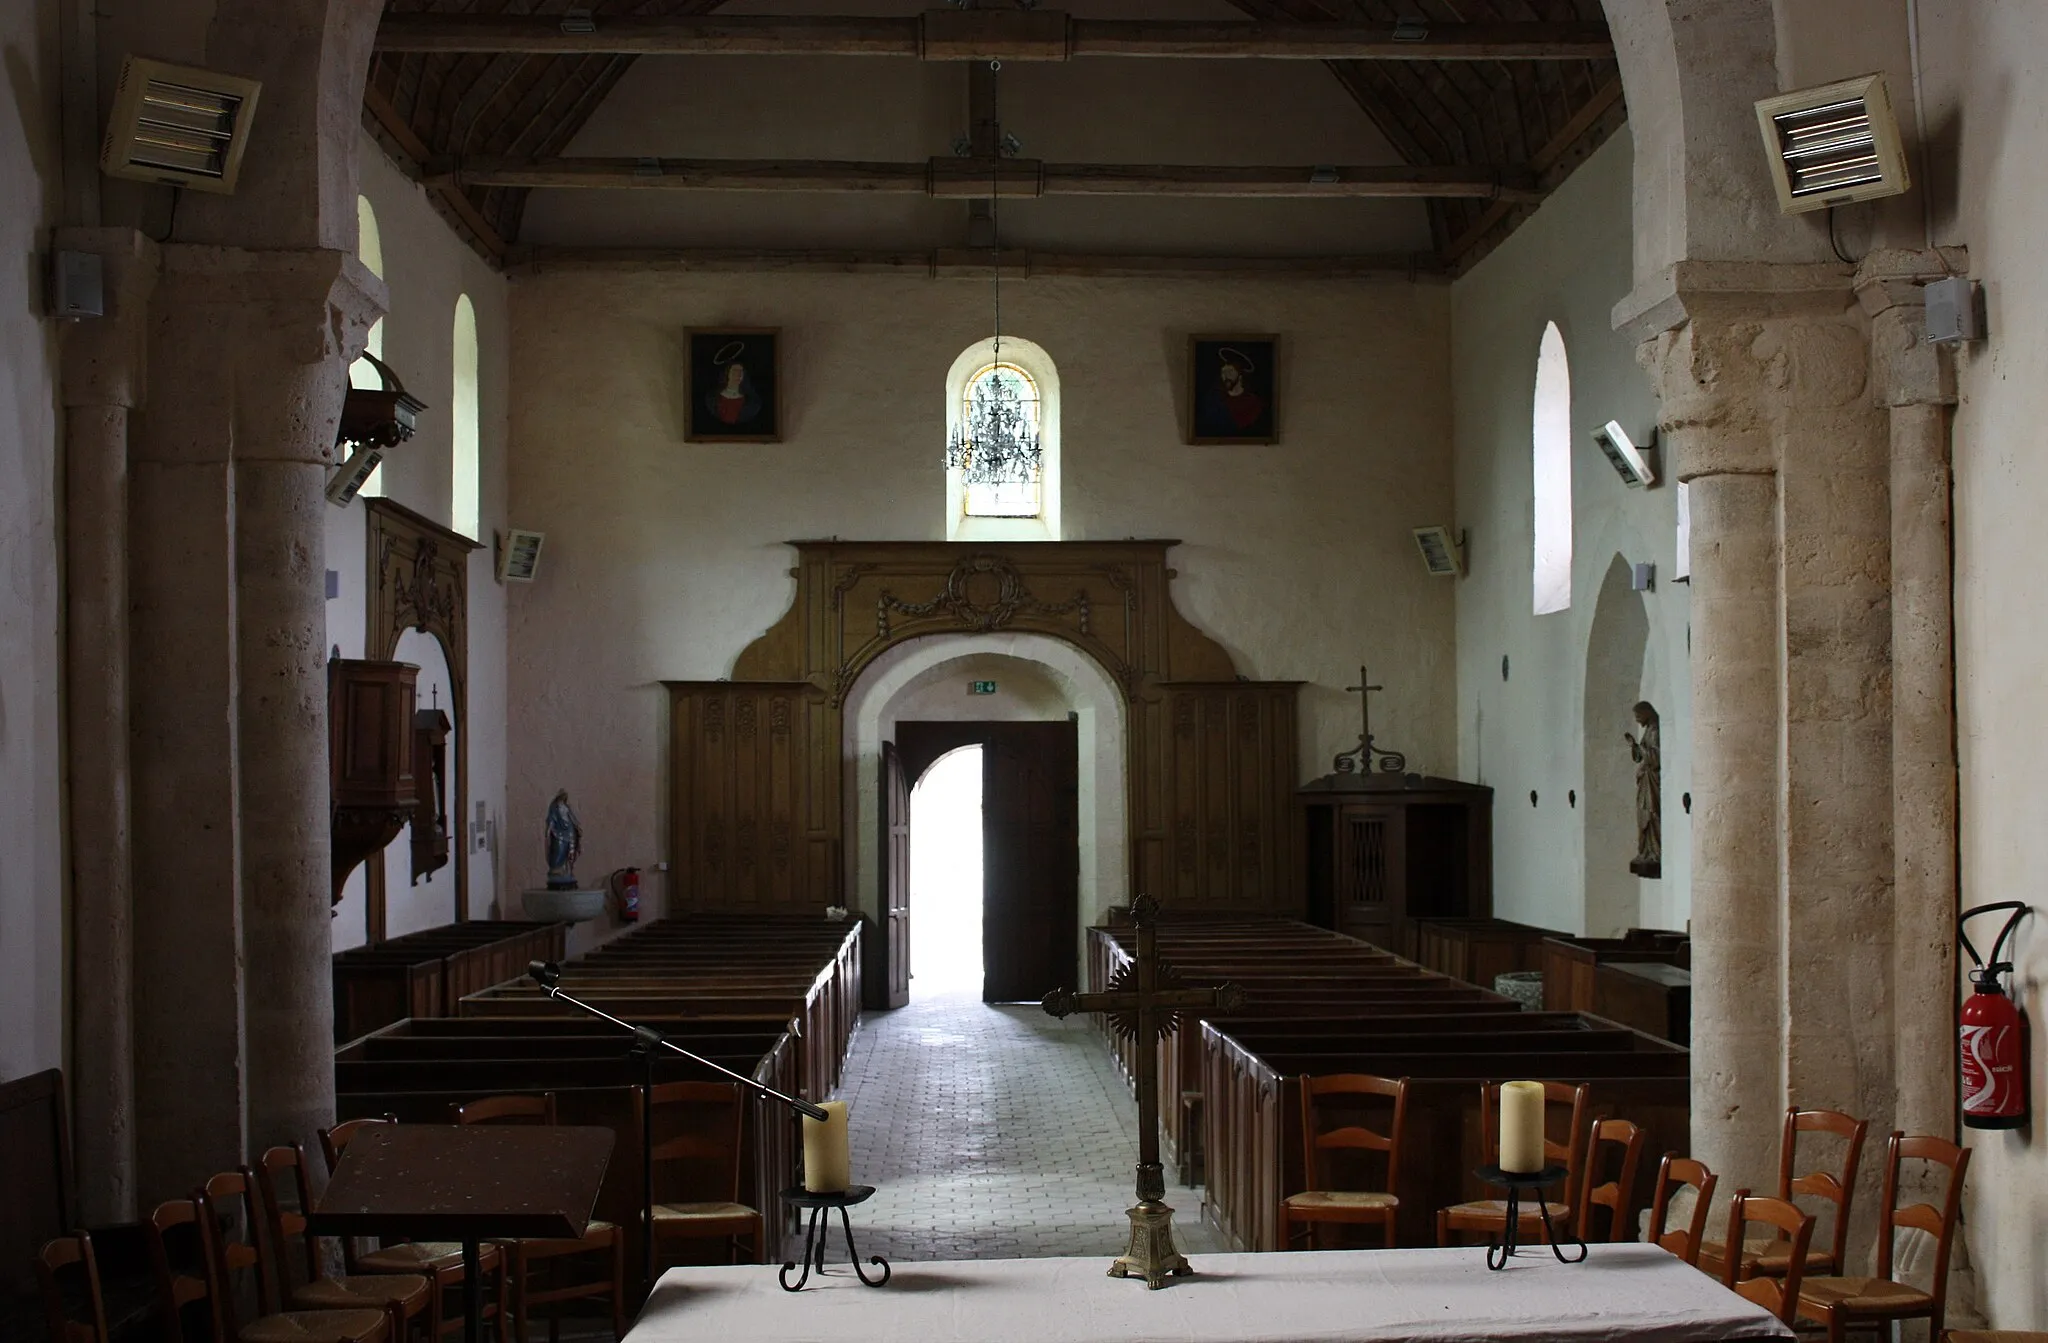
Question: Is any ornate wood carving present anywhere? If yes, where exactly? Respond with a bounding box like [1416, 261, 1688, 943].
[365, 498, 482, 925]
[670, 541, 1301, 915]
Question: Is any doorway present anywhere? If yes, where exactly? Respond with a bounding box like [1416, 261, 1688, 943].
[908, 746, 985, 998]
[890, 720, 1080, 1004]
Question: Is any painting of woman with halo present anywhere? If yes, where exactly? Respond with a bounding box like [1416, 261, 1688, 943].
[686, 327, 781, 441]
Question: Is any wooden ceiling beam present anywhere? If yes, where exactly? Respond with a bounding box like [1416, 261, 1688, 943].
[509, 244, 1447, 280]
[424, 156, 1544, 201]
[361, 82, 510, 260]
[373, 12, 1613, 62]
[1443, 73, 1625, 264]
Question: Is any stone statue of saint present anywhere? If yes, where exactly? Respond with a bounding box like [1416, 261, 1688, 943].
[545, 789, 583, 890]
[1625, 702, 1661, 878]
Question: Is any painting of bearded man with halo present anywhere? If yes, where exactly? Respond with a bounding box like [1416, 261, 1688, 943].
[1187, 335, 1279, 444]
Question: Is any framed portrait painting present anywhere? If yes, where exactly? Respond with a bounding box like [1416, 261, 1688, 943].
[1186, 335, 1279, 444]
[686, 328, 781, 442]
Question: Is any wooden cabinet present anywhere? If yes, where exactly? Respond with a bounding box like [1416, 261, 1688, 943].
[1299, 773, 1492, 953]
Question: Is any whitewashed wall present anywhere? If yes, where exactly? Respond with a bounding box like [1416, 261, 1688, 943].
[0, 0, 65, 1083]
[505, 269, 1456, 925]
[1450, 131, 1693, 938]
[328, 130, 512, 950]
[1923, 0, 2048, 1327]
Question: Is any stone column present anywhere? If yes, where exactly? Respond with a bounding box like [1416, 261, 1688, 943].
[1621, 264, 1896, 1216]
[57, 227, 157, 1224]
[129, 246, 384, 1201]
[1856, 249, 1966, 1145]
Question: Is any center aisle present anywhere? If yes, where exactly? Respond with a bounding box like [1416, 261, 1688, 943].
[814, 988, 1228, 1262]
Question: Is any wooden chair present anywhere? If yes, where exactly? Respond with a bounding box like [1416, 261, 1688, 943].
[1575, 1118, 1646, 1243]
[450, 1093, 627, 1341]
[149, 1194, 390, 1343]
[1700, 1105, 1868, 1282]
[1280, 1074, 1407, 1251]
[253, 1145, 433, 1341]
[318, 1116, 506, 1341]
[1795, 1132, 1972, 1343]
[37, 1231, 110, 1343]
[1719, 1190, 1816, 1326]
[1437, 1082, 1590, 1247]
[636, 1082, 764, 1269]
[1646, 1154, 1718, 1266]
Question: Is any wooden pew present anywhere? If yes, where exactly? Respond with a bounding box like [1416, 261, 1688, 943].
[332, 920, 568, 1042]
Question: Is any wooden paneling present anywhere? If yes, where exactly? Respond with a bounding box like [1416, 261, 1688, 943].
[669, 542, 1301, 917]
[668, 682, 824, 910]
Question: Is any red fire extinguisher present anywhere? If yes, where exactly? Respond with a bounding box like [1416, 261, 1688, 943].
[609, 866, 641, 923]
[1960, 900, 2031, 1130]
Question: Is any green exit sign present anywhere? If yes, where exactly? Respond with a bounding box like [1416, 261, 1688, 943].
[969, 680, 998, 695]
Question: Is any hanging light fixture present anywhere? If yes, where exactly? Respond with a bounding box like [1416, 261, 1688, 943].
[945, 60, 1041, 490]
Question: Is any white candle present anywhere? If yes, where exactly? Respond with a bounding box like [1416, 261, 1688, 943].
[802, 1101, 852, 1193]
[1498, 1081, 1546, 1174]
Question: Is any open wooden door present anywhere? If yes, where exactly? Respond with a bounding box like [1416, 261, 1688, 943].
[980, 723, 1079, 1003]
[880, 740, 911, 1008]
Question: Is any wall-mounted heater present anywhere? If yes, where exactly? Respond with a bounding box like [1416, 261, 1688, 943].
[1755, 72, 1910, 215]
[101, 56, 262, 195]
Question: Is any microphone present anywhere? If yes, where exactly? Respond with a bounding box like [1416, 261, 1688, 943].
[529, 960, 562, 989]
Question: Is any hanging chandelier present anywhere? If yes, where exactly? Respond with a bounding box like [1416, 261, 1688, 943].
[945, 60, 1041, 488]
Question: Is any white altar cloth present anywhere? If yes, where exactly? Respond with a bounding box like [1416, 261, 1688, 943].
[632, 1243, 1793, 1342]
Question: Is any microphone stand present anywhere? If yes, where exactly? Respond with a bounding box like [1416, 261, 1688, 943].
[525, 960, 829, 1294]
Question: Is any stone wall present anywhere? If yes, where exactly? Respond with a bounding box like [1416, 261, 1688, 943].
[1450, 131, 1692, 937]
[505, 270, 1456, 923]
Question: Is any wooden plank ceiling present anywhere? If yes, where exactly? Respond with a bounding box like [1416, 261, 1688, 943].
[363, 0, 1624, 274]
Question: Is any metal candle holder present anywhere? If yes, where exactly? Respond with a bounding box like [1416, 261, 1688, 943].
[1474, 1164, 1588, 1271]
[778, 1185, 890, 1291]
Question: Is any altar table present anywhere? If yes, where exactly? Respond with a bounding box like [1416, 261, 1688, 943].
[631, 1243, 1793, 1342]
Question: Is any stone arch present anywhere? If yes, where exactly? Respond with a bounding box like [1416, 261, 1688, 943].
[844, 634, 1128, 963]
[1581, 553, 1653, 937]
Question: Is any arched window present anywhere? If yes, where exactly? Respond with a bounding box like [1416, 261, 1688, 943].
[1532, 321, 1573, 615]
[944, 337, 1060, 542]
[960, 363, 1041, 519]
[351, 195, 388, 497]
[451, 294, 479, 539]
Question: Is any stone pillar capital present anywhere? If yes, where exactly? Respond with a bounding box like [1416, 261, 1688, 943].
[56, 228, 161, 411]
[149, 246, 390, 467]
[1854, 247, 1968, 409]
[1618, 261, 1869, 482]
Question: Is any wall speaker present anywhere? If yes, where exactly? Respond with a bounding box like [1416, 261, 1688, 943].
[498, 529, 546, 583]
[1412, 525, 1464, 577]
[101, 56, 262, 195]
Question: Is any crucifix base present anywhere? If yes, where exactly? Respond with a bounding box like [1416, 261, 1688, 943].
[1107, 1198, 1192, 1289]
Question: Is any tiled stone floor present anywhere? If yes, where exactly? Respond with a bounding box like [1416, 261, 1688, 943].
[798, 988, 1229, 1264]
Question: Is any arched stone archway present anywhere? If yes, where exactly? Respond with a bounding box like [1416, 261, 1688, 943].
[844, 633, 1130, 942]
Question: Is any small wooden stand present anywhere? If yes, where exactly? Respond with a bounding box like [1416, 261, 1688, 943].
[311, 1124, 614, 1343]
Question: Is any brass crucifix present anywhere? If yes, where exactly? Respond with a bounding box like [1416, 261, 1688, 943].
[1043, 895, 1245, 1288]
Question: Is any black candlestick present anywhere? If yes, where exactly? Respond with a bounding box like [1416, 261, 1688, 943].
[1473, 1164, 1588, 1270]
[778, 1186, 889, 1292]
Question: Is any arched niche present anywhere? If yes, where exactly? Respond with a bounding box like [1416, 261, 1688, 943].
[1582, 553, 1652, 937]
[366, 498, 482, 934]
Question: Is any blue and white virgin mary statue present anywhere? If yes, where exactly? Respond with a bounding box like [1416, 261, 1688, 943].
[544, 789, 583, 890]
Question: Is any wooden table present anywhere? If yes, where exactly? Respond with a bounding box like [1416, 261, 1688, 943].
[311, 1125, 614, 1343]
[631, 1243, 1792, 1342]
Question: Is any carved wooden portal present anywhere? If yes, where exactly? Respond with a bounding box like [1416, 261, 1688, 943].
[665, 541, 1302, 915]
[366, 498, 482, 934]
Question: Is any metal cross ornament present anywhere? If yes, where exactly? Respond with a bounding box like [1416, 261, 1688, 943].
[1334, 662, 1408, 775]
[1043, 895, 1245, 1287]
